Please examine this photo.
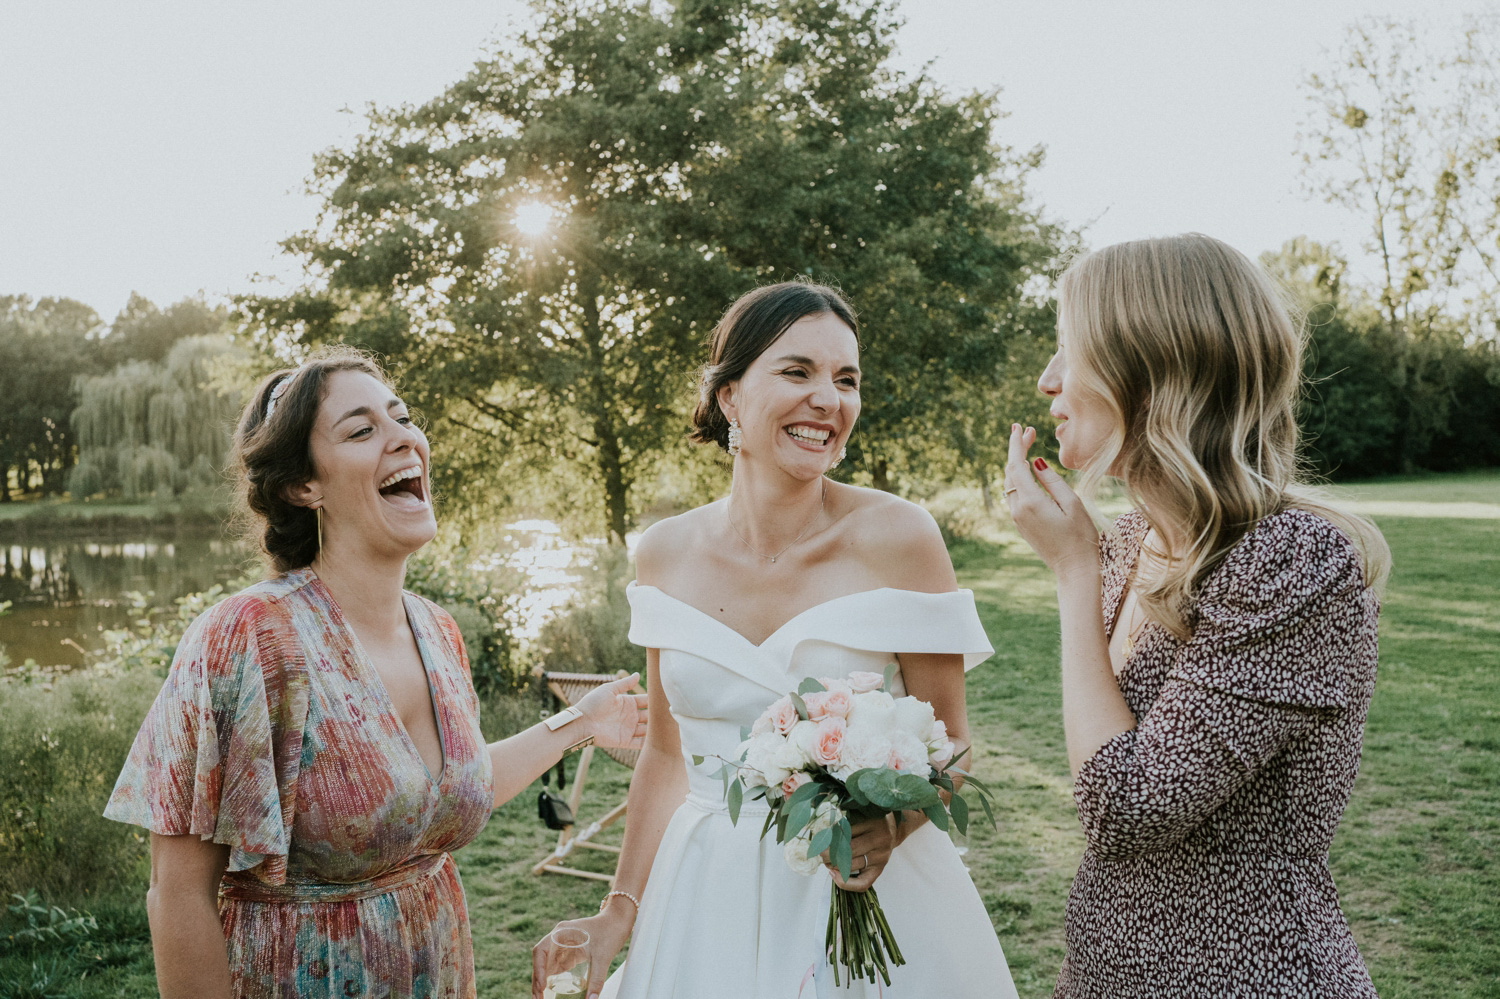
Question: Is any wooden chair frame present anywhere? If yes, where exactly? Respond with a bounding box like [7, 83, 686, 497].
[531, 671, 638, 883]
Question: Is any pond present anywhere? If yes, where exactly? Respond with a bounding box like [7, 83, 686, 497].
[0, 531, 249, 669]
[0, 520, 597, 671]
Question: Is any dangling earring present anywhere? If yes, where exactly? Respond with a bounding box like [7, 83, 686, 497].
[830, 445, 847, 470]
[727, 419, 743, 457]
[315, 507, 324, 555]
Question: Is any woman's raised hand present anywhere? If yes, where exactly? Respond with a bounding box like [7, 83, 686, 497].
[575, 672, 648, 750]
[1003, 424, 1100, 583]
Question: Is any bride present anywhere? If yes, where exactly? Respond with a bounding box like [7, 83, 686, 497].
[533, 282, 1017, 998]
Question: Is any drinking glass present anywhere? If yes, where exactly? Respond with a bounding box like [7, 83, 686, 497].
[542, 926, 591, 999]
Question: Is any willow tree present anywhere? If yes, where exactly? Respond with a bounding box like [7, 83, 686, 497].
[0, 296, 102, 499]
[70, 336, 245, 500]
[247, 0, 1061, 541]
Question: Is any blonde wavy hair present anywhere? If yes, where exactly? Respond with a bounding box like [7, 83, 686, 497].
[1058, 233, 1390, 641]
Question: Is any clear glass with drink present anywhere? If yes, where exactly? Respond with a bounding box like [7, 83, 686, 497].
[542, 926, 590, 999]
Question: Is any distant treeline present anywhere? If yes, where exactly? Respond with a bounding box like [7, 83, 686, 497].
[1, 266, 1497, 510]
[0, 294, 245, 502]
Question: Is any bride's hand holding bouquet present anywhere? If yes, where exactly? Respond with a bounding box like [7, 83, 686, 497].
[700, 666, 996, 987]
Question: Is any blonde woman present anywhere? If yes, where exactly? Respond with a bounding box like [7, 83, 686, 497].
[1005, 234, 1388, 998]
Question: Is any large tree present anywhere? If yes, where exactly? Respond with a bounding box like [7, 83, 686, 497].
[1298, 14, 1499, 337]
[248, 0, 1060, 541]
[0, 296, 103, 499]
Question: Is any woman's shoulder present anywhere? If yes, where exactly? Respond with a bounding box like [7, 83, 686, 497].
[1217, 507, 1364, 592]
[634, 504, 721, 585]
[834, 484, 954, 591]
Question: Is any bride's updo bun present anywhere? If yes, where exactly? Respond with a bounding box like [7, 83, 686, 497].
[690, 281, 859, 451]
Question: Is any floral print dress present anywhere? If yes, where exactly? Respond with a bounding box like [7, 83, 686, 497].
[105, 568, 494, 999]
[1055, 509, 1381, 998]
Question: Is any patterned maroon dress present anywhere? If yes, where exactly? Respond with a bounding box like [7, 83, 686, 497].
[1055, 509, 1381, 998]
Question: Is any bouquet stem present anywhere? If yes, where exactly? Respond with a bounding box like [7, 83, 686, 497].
[827, 884, 905, 987]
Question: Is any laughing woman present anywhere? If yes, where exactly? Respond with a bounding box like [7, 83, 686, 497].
[1004, 234, 1390, 998]
[104, 347, 646, 999]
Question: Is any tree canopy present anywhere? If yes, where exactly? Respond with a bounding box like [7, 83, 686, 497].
[247, 0, 1062, 540]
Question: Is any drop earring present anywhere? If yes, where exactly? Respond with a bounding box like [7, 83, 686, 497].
[727, 419, 743, 457]
[830, 445, 847, 470]
[316, 507, 324, 555]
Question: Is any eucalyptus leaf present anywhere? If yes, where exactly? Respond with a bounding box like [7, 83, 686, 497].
[949, 792, 969, 835]
[798, 677, 828, 695]
[808, 825, 833, 859]
[691, 754, 705, 765]
[974, 790, 997, 829]
[922, 803, 948, 830]
[882, 662, 898, 691]
[727, 777, 744, 824]
[789, 691, 811, 720]
[831, 818, 854, 880]
[784, 798, 815, 841]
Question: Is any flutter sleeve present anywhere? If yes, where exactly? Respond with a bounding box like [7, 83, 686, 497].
[1074, 511, 1375, 860]
[103, 592, 308, 880]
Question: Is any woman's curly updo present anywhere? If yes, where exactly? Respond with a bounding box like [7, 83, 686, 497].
[690, 281, 859, 451]
[230, 346, 390, 575]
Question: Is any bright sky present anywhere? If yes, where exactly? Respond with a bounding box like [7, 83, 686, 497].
[1, 0, 1486, 323]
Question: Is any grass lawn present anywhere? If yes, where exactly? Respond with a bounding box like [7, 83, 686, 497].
[4, 471, 1496, 997]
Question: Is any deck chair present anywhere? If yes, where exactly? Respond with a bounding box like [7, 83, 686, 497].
[531, 671, 640, 883]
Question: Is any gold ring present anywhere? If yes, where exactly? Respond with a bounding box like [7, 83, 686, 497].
[1003, 486, 1019, 496]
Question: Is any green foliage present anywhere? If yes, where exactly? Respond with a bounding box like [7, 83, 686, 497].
[247, 0, 1064, 538]
[0, 668, 159, 901]
[69, 335, 246, 501]
[1298, 14, 1499, 337]
[403, 546, 526, 695]
[0, 296, 104, 500]
[1263, 239, 1500, 476]
[5, 891, 98, 947]
[531, 544, 639, 678]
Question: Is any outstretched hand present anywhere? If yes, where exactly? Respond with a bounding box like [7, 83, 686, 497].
[1003, 424, 1101, 583]
[575, 672, 648, 750]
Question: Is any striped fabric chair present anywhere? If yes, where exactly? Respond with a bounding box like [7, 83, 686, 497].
[531, 671, 641, 883]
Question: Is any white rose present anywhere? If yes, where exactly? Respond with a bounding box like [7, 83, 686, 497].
[847, 690, 896, 735]
[771, 739, 810, 782]
[892, 696, 937, 741]
[888, 730, 931, 773]
[743, 731, 788, 786]
[787, 719, 820, 760]
[783, 834, 825, 877]
[830, 728, 892, 779]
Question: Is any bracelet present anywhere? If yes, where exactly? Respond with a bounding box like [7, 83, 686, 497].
[564, 734, 595, 755]
[543, 705, 584, 731]
[599, 889, 641, 917]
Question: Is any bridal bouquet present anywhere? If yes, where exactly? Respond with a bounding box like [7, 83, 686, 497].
[694, 665, 995, 987]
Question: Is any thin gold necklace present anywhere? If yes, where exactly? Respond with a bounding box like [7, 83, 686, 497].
[729, 483, 826, 564]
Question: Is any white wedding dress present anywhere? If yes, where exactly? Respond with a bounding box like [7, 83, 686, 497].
[603, 583, 1019, 999]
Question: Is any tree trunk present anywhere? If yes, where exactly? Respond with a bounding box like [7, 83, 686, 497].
[0, 465, 10, 502]
[871, 458, 892, 493]
[979, 472, 995, 516]
[596, 416, 630, 546]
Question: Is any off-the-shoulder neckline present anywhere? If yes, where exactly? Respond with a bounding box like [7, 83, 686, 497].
[627, 582, 970, 650]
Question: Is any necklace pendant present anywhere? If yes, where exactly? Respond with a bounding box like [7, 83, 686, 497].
[770, 556, 777, 563]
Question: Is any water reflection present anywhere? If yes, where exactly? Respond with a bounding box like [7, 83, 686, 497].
[0, 520, 617, 670]
[0, 535, 248, 668]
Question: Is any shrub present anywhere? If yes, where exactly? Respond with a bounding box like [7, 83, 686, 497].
[531, 544, 638, 679]
[0, 669, 159, 900]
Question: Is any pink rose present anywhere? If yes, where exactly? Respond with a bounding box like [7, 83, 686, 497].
[782, 772, 811, 796]
[811, 716, 847, 768]
[819, 687, 853, 720]
[845, 671, 885, 693]
[763, 695, 799, 736]
[803, 691, 829, 720]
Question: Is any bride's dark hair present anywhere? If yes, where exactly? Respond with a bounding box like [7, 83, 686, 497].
[690, 281, 859, 451]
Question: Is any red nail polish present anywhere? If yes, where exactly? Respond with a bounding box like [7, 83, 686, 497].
[1034, 457, 1048, 471]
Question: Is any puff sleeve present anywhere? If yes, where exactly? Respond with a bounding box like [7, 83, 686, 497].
[1074, 511, 1376, 861]
[104, 592, 309, 881]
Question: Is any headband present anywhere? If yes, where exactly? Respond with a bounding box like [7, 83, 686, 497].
[263, 367, 303, 420]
